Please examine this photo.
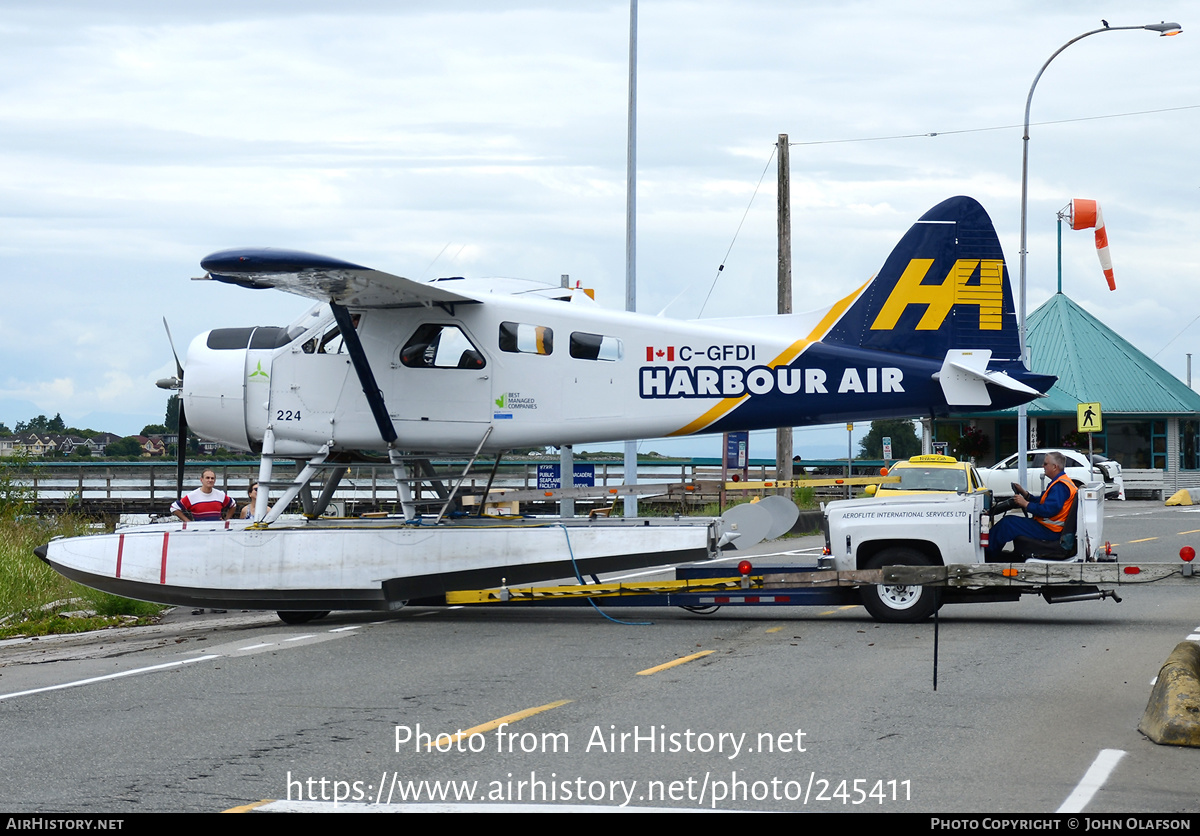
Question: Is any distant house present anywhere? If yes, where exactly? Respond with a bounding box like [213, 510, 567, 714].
[12, 433, 49, 457]
[46, 434, 88, 456]
[135, 436, 167, 457]
[87, 433, 121, 456]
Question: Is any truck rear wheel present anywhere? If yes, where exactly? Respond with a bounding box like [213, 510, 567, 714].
[860, 548, 942, 623]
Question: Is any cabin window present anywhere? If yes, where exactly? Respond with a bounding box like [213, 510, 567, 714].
[499, 322, 553, 355]
[569, 332, 623, 362]
[400, 324, 485, 370]
[300, 314, 361, 355]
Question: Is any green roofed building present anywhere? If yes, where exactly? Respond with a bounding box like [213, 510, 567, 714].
[934, 292, 1200, 492]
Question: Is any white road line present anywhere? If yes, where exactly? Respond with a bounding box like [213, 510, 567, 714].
[329, 625, 363, 632]
[0, 655, 220, 702]
[285, 634, 316, 642]
[1057, 748, 1126, 813]
[240, 642, 273, 650]
[753, 547, 824, 558]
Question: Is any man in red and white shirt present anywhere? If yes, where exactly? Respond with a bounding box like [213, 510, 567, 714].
[171, 470, 235, 522]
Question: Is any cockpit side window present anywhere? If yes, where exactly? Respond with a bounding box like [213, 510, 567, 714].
[400, 324, 486, 370]
[300, 314, 362, 355]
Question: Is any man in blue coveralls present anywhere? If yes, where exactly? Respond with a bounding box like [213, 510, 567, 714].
[986, 451, 1077, 562]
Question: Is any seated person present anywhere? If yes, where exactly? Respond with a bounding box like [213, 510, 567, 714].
[986, 451, 1077, 562]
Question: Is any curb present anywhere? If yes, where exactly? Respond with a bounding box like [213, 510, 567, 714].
[1138, 641, 1200, 747]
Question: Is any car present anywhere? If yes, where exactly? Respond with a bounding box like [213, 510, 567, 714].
[977, 448, 1124, 500]
[863, 454, 988, 497]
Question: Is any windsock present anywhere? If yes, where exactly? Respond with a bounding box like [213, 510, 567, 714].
[1069, 198, 1115, 291]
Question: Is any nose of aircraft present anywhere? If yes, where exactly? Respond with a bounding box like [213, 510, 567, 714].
[181, 330, 252, 452]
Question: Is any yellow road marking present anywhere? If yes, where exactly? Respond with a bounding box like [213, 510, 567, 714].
[1127, 537, 1159, 544]
[637, 650, 715, 676]
[1179, 530, 1200, 535]
[766, 626, 783, 633]
[223, 800, 272, 813]
[426, 699, 572, 749]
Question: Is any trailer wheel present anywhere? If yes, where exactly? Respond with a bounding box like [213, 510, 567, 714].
[276, 610, 330, 625]
[860, 548, 941, 623]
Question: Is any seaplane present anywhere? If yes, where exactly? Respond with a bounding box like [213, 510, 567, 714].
[37, 195, 1054, 621]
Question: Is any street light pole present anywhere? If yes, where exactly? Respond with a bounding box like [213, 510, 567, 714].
[1016, 21, 1180, 489]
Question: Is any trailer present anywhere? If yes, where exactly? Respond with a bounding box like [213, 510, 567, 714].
[442, 485, 1199, 622]
[443, 550, 1198, 623]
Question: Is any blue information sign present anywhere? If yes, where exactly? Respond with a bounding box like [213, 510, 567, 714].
[725, 432, 749, 470]
[536, 464, 596, 489]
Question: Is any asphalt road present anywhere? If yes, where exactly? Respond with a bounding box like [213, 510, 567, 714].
[1, 501, 1197, 814]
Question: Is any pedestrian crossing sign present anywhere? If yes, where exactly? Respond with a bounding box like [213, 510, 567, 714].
[1077, 402, 1102, 433]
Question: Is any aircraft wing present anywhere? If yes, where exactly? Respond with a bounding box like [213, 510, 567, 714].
[199, 248, 477, 308]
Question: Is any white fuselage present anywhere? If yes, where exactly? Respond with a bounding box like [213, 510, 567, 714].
[181, 282, 933, 456]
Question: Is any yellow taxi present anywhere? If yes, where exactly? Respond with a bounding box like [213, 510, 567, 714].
[864, 454, 988, 497]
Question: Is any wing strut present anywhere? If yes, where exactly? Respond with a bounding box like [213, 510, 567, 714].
[330, 302, 397, 445]
[328, 302, 423, 520]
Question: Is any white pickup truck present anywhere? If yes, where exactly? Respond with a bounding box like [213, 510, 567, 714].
[820, 484, 1106, 621]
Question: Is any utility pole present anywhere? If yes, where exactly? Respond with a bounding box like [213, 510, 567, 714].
[776, 134, 793, 494]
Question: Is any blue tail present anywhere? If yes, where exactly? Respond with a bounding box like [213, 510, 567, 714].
[823, 195, 1023, 363]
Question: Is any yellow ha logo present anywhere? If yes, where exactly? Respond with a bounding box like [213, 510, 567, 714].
[870, 259, 1004, 331]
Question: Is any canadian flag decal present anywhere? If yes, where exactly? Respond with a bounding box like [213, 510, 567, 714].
[646, 346, 675, 361]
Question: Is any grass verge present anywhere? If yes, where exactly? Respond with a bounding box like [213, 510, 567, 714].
[0, 514, 164, 639]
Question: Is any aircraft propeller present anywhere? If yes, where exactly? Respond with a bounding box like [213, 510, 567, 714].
[155, 317, 189, 500]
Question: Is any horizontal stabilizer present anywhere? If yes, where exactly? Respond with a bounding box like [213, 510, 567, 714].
[199, 248, 476, 308]
[936, 349, 1045, 407]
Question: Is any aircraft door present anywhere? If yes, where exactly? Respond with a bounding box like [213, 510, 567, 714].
[262, 318, 357, 450]
[391, 322, 492, 427]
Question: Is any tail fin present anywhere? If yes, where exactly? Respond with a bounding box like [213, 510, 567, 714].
[822, 196, 1022, 363]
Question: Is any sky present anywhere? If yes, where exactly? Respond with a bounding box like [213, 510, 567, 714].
[2, 1, 1197, 461]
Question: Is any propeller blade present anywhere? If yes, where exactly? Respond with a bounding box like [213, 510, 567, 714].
[162, 317, 184, 380]
[176, 399, 187, 500]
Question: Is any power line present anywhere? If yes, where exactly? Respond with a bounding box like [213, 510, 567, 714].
[1151, 313, 1200, 360]
[789, 103, 1200, 147]
[694, 145, 776, 318]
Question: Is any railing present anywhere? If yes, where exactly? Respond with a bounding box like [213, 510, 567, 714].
[2, 458, 890, 514]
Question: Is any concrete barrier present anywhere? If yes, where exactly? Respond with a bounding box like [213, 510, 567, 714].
[1165, 488, 1200, 506]
[1138, 641, 1200, 747]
